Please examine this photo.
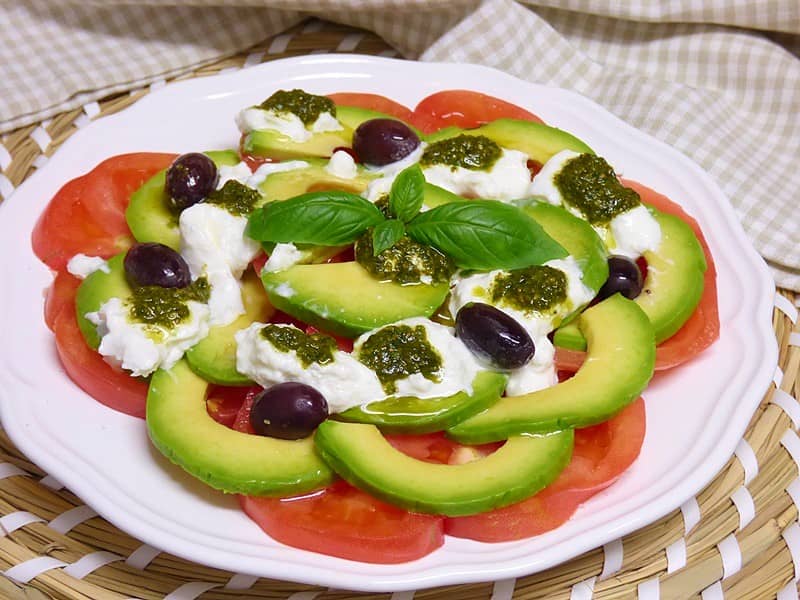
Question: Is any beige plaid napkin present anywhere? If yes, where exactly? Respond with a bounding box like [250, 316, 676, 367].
[1, 1, 798, 290]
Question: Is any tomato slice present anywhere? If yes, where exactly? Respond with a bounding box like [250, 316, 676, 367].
[52, 294, 148, 419]
[32, 153, 176, 271]
[411, 90, 544, 134]
[206, 385, 261, 428]
[233, 397, 444, 563]
[445, 397, 646, 542]
[44, 270, 81, 331]
[554, 181, 720, 372]
[327, 93, 414, 123]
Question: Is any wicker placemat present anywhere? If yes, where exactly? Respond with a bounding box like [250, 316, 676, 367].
[1, 18, 799, 600]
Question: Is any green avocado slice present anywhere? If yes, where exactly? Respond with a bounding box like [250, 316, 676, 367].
[336, 371, 508, 434]
[147, 360, 334, 495]
[315, 420, 573, 516]
[258, 157, 375, 202]
[553, 207, 707, 350]
[424, 118, 593, 164]
[448, 294, 655, 444]
[125, 150, 241, 251]
[184, 268, 274, 385]
[75, 253, 131, 349]
[261, 261, 449, 338]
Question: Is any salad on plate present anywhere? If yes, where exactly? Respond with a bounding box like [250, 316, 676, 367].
[31, 87, 719, 564]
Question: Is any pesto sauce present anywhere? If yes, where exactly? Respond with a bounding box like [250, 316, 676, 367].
[420, 135, 502, 171]
[261, 324, 337, 367]
[554, 154, 640, 225]
[491, 266, 567, 313]
[357, 324, 442, 394]
[205, 180, 260, 216]
[355, 232, 456, 285]
[128, 277, 210, 331]
[259, 89, 336, 125]
[373, 195, 393, 219]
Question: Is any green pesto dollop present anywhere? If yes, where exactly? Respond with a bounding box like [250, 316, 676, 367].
[128, 277, 210, 332]
[373, 195, 393, 219]
[420, 134, 502, 171]
[491, 265, 567, 314]
[206, 180, 260, 216]
[355, 232, 456, 285]
[554, 153, 640, 225]
[357, 324, 442, 394]
[259, 89, 336, 125]
[261, 324, 337, 367]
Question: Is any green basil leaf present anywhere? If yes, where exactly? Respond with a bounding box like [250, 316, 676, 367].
[406, 200, 567, 270]
[389, 165, 425, 223]
[372, 219, 406, 256]
[246, 191, 385, 246]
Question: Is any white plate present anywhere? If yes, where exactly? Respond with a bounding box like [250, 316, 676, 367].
[0, 56, 777, 592]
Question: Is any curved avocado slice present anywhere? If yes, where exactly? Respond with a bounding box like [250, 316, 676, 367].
[126, 150, 241, 251]
[553, 207, 707, 350]
[259, 157, 376, 202]
[184, 268, 274, 385]
[424, 118, 593, 164]
[448, 294, 655, 444]
[336, 371, 508, 434]
[315, 421, 573, 516]
[75, 253, 131, 349]
[147, 360, 334, 495]
[261, 261, 449, 337]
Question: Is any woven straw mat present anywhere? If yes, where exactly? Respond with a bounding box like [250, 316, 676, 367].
[1, 19, 798, 600]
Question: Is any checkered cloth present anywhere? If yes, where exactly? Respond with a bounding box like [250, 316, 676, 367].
[1, 1, 798, 289]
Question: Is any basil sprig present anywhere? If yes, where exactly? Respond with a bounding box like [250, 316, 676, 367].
[389, 165, 425, 223]
[406, 200, 567, 271]
[246, 191, 384, 246]
[246, 165, 567, 271]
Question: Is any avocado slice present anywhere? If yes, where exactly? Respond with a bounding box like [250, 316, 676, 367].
[126, 150, 241, 251]
[336, 371, 508, 434]
[258, 157, 375, 202]
[241, 105, 418, 160]
[261, 261, 450, 337]
[75, 253, 131, 349]
[424, 118, 593, 164]
[315, 421, 573, 516]
[448, 294, 655, 444]
[147, 360, 334, 495]
[553, 207, 707, 350]
[184, 268, 274, 385]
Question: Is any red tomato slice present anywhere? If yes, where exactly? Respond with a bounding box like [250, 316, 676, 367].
[232, 398, 444, 563]
[411, 90, 544, 134]
[44, 270, 81, 331]
[554, 181, 720, 372]
[52, 297, 148, 419]
[327, 93, 414, 123]
[32, 153, 176, 271]
[206, 385, 261, 428]
[445, 397, 646, 542]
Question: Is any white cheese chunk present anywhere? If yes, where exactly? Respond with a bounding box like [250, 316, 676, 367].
[179, 203, 260, 326]
[235, 108, 342, 143]
[66, 254, 110, 279]
[235, 323, 384, 414]
[264, 243, 304, 273]
[422, 149, 531, 201]
[325, 150, 358, 180]
[354, 317, 483, 399]
[528, 149, 582, 206]
[216, 162, 254, 189]
[86, 297, 210, 378]
[609, 204, 662, 258]
[505, 336, 557, 396]
[363, 143, 426, 203]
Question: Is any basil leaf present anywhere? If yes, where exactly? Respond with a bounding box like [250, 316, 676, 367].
[372, 219, 405, 256]
[406, 200, 567, 270]
[247, 191, 385, 246]
[389, 165, 425, 223]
